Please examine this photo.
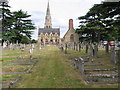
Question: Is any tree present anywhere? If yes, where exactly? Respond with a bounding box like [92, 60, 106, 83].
[10, 10, 36, 43]
[1, 0, 36, 45]
[77, 2, 120, 43]
[0, 0, 12, 45]
[31, 39, 37, 43]
[21, 35, 31, 44]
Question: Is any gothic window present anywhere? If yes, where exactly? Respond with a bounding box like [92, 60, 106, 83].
[45, 33, 48, 36]
[45, 39, 48, 42]
[46, 26, 48, 28]
[50, 39, 53, 42]
[70, 34, 74, 42]
[50, 33, 53, 36]
[55, 39, 57, 42]
[55, 33, 58, 36]
[41, 39, 43, 42]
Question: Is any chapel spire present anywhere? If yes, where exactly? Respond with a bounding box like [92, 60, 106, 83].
[44, 0, 52, 28]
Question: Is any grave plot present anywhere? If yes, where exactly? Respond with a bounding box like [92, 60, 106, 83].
[3, 56, 37, 66]
[2, 65, 31, 73]
[1, 44, 42, 88]
[2, 74, 22, 88]
[72, 57, 118, 84]
[2, 56, 38, 88]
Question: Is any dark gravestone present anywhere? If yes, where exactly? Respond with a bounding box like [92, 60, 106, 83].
[78, 43, 81, 52]
[85, 44, 89, 54]
[64, 44, 67, 54]
[73, 43, 75, 50]
[78, 57, 84, 75]
[105, 44, 109, 53]
[90, 44, 94, 56]
[94, 44, 98, 57]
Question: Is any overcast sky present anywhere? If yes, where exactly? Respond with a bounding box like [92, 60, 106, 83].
[9, 0, 102, 40]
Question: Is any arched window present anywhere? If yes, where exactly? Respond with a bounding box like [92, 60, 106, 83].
[70, 34, 74, 42]
[41, 39, 43, 42]
[45, 39, 48, 42]
[50, 33, 53, 36]
[55, 39, 57, 42]
[45, 33, 48, 36]
[50, 39, 53, 42]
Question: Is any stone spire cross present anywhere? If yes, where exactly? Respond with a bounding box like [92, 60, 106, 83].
[44, 1, 52, 28]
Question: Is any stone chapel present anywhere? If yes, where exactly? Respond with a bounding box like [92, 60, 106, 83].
[63, 19, 79, 43]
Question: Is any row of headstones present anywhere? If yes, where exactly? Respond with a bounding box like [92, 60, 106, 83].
[2, 42, 46, 54]
[61, 42, 119, 65]
[60, 42, 100, 55]
[72, 57, 118, 84]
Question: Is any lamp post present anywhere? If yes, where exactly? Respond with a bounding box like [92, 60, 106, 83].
[0, 0, 8, 46]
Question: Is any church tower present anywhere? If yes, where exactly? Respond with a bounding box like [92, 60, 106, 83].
[38, 1, 60, 44]
[44, 1, 52, 28]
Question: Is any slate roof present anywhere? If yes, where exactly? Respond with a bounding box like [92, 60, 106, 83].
[38, 28, 60, 35]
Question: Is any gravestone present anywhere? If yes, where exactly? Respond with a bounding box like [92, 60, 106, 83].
[3, 42, 7, 48]
[9, 43, 13, 49]
[94, 43, 98, 57]
[64, 44, 67, 54]
[90, 43, 94, 56]
[78, 57, 84, 75]
[78, 43, 81, 52]
[85, 44, 89, 54]
[110, 46, 116, 64]
[29, 49, 32, 54]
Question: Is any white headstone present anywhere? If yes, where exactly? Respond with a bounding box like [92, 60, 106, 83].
[29, 49, 32, 53]
[3, 42, 7, 48]
[9, 43, 13, 49]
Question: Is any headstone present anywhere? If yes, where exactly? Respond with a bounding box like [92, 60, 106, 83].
[110, 46, 116, 64]
[78, 43, 81, 52]
[9, 43, 13, 49]
[78, 57, 84, 75]
[90, 43, 94, 56]
[94, 43, 98, 57]
[64, 44, 67, 54]
[29, 49, 32, 54]
[86, 44, 89, 53]
[3, 42, 7, 48]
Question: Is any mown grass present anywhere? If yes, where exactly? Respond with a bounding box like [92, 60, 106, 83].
[14, 46, 92, 88]
[2, 45, 118, 88]
[13, 46, 118, 88]
[2, 74, 19, 79]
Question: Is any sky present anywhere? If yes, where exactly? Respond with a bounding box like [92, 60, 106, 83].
[9, 0, 102, 40]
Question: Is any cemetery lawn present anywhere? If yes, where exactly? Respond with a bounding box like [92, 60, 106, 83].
[13, 46, 118, 88]
[2, 45, 118, 88]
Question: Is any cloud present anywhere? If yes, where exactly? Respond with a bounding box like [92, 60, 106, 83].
[9, 0, 102, 40]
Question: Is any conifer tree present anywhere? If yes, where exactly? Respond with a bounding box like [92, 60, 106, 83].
[77, 2, 120, 42]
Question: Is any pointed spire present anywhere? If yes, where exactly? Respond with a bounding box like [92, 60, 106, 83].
[44, 0, 52, 28]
